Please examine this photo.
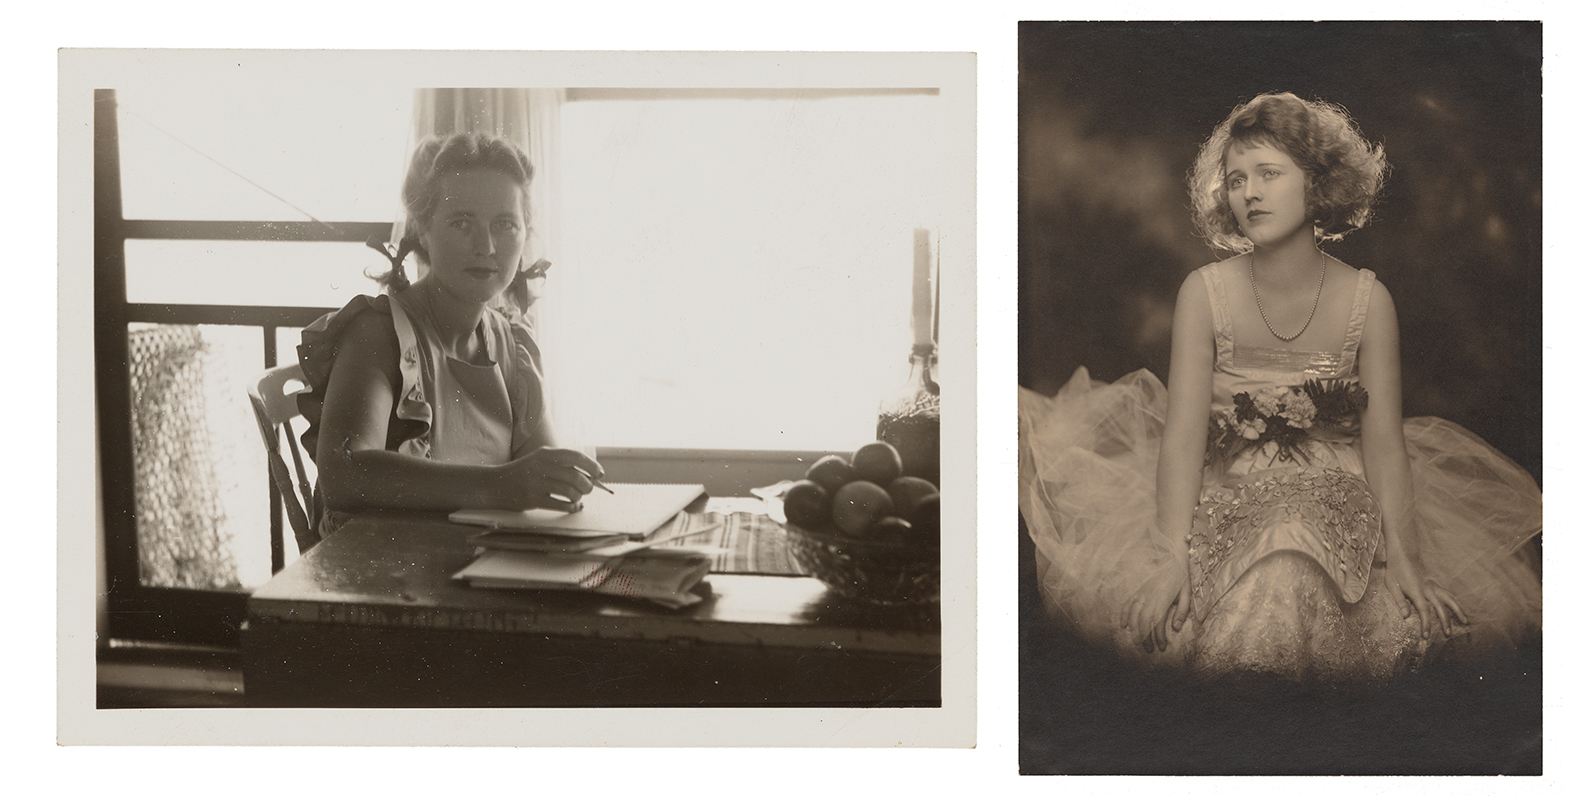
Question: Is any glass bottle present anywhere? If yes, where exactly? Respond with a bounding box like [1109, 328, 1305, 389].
[877, 344, 940, 487]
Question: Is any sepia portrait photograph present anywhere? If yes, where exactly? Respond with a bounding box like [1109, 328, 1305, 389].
[59, 48, 975, 747]
[1019, 21, 1542, 774]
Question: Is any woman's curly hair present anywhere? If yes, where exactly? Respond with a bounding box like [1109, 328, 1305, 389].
[373, 132, 535, 292]
[1188, 93, 1387, 253]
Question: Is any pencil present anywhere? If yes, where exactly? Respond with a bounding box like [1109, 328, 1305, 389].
[575, 467, 616, 495]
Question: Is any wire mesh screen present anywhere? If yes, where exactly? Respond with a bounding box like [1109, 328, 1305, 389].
[128, 324, 275, 589]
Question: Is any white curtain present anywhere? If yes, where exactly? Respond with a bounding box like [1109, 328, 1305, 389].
[396, 88, 589, 450]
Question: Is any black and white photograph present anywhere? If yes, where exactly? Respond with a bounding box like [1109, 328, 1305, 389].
[1019, 21, 1543, 774]
[59, 48, 975, 746]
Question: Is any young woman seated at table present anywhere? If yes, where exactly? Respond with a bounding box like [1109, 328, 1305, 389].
[298, 132, 602, 538]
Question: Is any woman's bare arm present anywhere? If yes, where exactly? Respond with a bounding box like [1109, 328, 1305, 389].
[1156, 272, 1217, 561]
[314, 311, 597, 513]
[1124, 270, 1215, 649]
[1357, 281, 1465, 637]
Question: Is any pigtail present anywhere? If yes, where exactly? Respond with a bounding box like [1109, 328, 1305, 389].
[365, 233, 421, 294]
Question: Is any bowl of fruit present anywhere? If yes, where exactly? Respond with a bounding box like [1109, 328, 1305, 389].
[782, 441, 940, 607]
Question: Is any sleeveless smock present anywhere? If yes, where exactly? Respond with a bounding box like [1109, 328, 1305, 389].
[296, 289, 549, 536]
[1019, 263, 1541, 680]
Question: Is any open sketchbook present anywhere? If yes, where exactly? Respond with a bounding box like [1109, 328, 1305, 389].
[449, 483, 706, 540]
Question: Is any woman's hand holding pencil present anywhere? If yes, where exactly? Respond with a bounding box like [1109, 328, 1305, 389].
[571, 436, 613, 497]
[499, 447, 606, 512]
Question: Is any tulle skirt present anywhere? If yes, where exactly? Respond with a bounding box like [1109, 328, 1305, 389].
[1019, 368, 1542, 680]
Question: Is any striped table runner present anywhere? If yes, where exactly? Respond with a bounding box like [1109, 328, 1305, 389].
[643, 501, 807, 576]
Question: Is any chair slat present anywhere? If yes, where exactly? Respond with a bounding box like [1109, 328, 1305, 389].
[249, 363, 318, 561]
[283, 424, 315, 517]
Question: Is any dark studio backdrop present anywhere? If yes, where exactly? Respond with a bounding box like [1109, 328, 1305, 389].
[1018, 21, 1541, 775]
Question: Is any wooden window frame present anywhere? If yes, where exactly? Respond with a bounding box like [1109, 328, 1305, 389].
[95, 89, 389, 646]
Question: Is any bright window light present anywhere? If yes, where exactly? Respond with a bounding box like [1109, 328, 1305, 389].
[114, 87, 950, 453]
[126, 240, 390, 308]
[554, 95, 948, 451]
[116, 85, 410, 222]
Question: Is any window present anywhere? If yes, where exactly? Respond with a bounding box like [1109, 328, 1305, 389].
[555, 93, 948, 450]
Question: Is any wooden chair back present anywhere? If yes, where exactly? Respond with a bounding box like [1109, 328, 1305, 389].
[247, 363, 319, 565]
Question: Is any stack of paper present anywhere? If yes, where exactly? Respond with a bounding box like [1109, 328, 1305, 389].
[465, 530, 627, 554]
[454, 547, 714, 609]
[449, 483, 714, 608]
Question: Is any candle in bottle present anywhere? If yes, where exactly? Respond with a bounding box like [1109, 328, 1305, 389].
[882, 227, 940, 487]
[912, 227, 933, 347]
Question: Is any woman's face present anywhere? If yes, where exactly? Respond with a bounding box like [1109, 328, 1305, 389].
[1224, 141, 1310, 248]
[419, 168, 529, 306]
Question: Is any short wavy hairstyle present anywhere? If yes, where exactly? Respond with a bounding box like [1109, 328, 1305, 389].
[1188, 92, 1387, 253]
[375, 132, 535, 291]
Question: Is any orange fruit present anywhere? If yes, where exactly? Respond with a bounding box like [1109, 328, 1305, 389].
[783, 480, 830, 528]
[831, 480, 895, 536]
[851, 441, 904, 486]
[886, 476, 939, 519]
[806, 455, 858, 493]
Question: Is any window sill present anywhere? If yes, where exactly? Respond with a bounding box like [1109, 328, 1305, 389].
[595, 447, 837, 497]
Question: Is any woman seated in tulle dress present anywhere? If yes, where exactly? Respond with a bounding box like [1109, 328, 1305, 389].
[1018, 92, 1541, 680]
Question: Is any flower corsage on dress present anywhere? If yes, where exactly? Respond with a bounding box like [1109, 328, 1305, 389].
[1205, 380, 1368, 469]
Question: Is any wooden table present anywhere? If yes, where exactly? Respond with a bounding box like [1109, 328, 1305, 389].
[241, 512, 942, 707]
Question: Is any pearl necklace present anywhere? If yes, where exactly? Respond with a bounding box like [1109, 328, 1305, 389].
[1250, 250, 1327, 343]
